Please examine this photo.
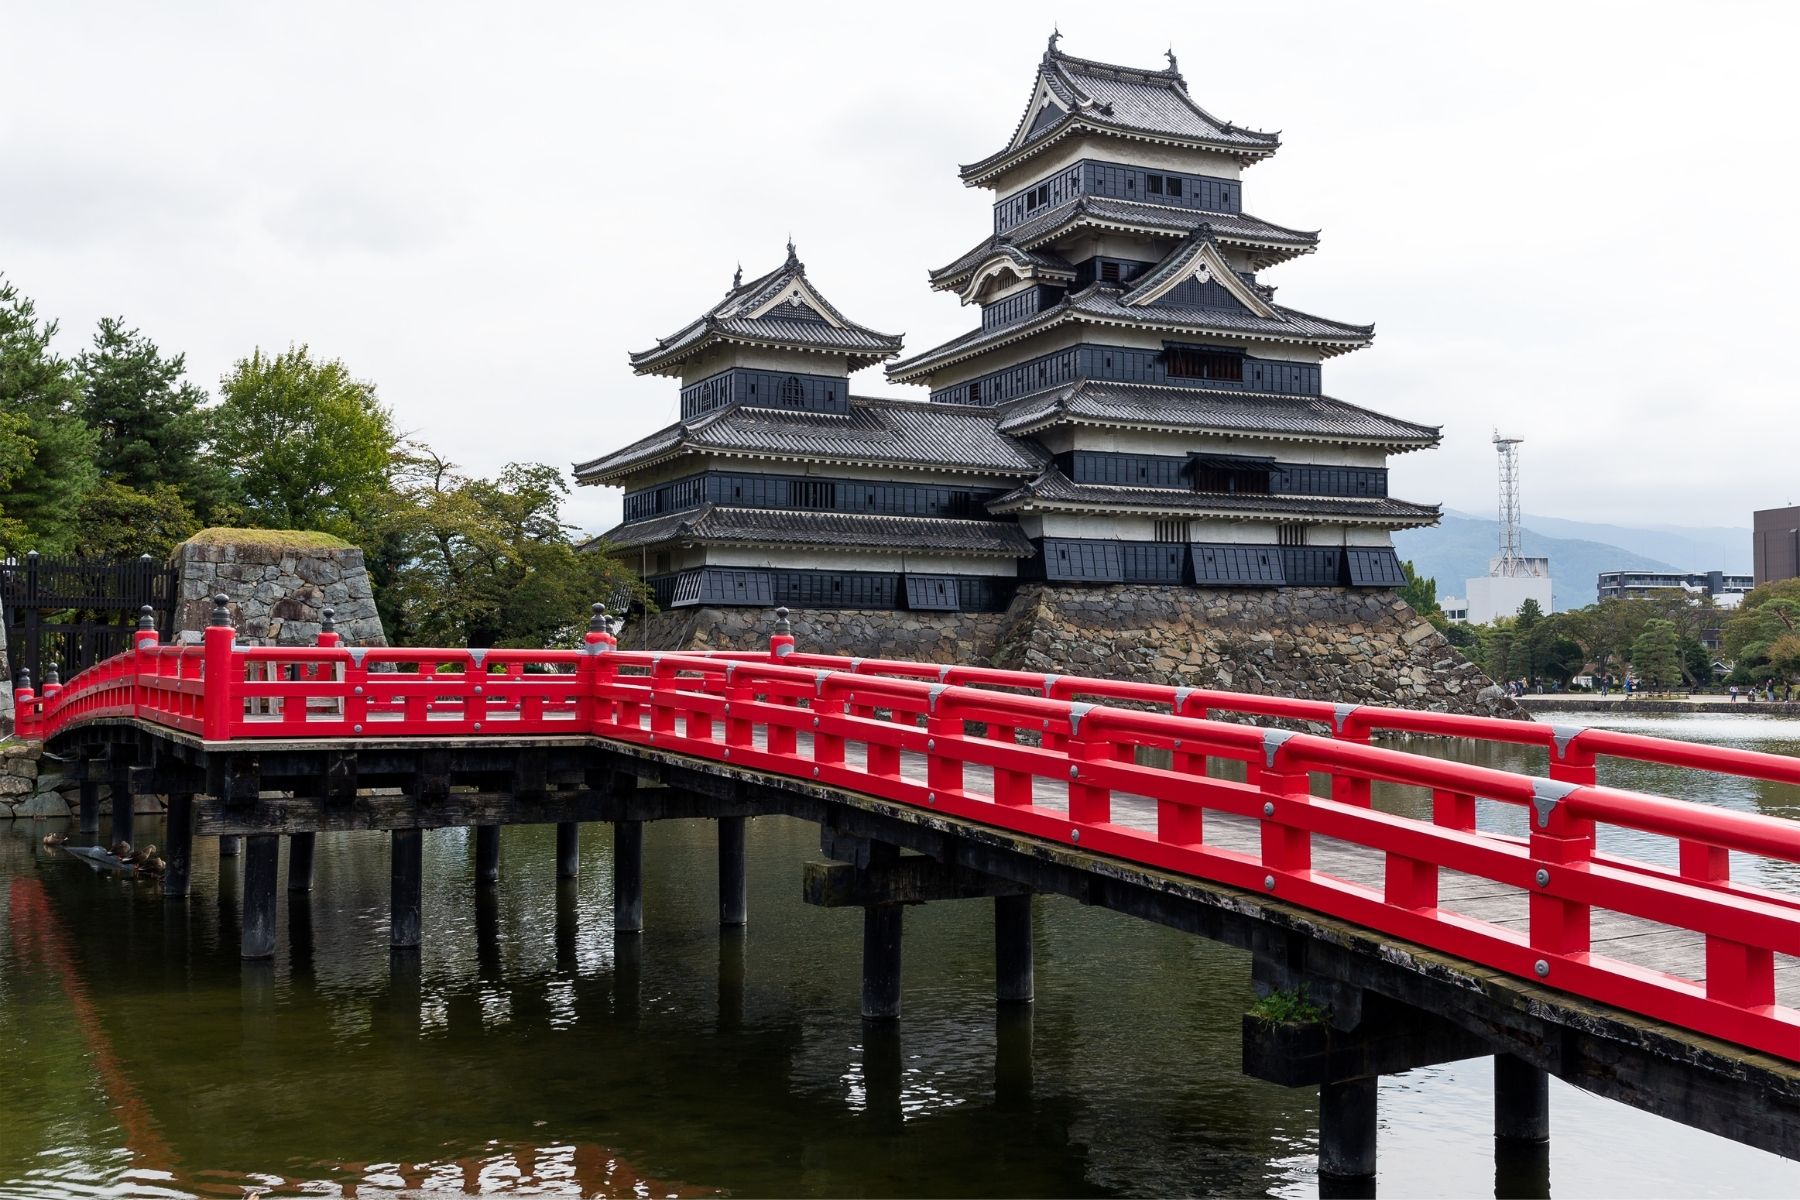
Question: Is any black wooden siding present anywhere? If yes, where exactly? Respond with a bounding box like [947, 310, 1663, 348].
[1055, 451, 1389, 499]
[649, 569, 1014, 613]
[680, 368, 850, 420]
[981, 286, 1061, 330]
[930, 342, 1322, 406]
[622, 471, 1009, 525]
[993, 159, 1241, 235]
[1026, 539, 1401, 589]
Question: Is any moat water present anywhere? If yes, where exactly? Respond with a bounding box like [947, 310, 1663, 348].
[3, 712, 1798, 1198]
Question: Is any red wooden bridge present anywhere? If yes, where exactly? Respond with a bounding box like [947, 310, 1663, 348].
[19, 598, 1800, 1176]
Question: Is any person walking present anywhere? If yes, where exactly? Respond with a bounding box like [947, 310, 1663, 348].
[1730, 684, 1739, 704]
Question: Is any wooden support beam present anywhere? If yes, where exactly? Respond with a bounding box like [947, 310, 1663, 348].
[77, 780, 100, 834]
[390, 828, 423, 949]
[556, 821, 580, 879]
[1495, 1053, 1550, 1143]
[109, 773, 133, 847]
[862, 903, 903, 1021]
[219, 834, 241, 858]
[1319, 1076, 1378, 1181]
[288, 832, 316, 892]
[129, 764, 206, 795]
[242, 834, 280, 959]
[1242, 992, 1492, 1087]
[995, 894, 1034, 1004]
[718, 815, 747, 927]
[803, 857, 1031, 908]
[613, 820, 643, 934]
[163, 792, 194, 899]
[475, 824, 500, 885]
[209, 755, 261, 806]
[189, 785, 761, 835]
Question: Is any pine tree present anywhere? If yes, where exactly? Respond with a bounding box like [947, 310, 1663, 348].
[0, 276, 98, 555]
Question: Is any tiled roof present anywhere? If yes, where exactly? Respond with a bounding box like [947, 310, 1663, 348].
[989, 467, 1440, 525]
[589, 504, 1035, 557]
[574, 395, 1049, 484]
[929, 201, 1317, 290]
[629, 246, 903, 375]
[962, 41, 1280, 184]
[888, 283, 1372, 382]
[994, 381, 1441, 448]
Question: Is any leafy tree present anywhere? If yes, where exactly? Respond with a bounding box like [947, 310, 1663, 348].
[213, 345, 396, 536]
[372, 445, 639, 648]
[73, 316, 226, 519]
[1630, 618, 1683, 690]
[1397, 560, 1441, 619]
[0, 409, 33, 548]
[72, 480, 199, 561]
[0, 276, 98, 554]
[1769, 633, 1800, 685]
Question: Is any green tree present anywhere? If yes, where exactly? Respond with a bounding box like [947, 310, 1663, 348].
[372, 446, 639, 648]
[0, 409, 34, 548]
[72, 480, 199, 561]
[73, 316, 226, 518]
[0, 277, 99, 554]
[1630, 618, 1683, 690]
[213, 345, 396, 536]
[1397, 560, 1441, 619]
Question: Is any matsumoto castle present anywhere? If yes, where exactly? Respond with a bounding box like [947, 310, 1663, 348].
[577, 36, 1440, 616]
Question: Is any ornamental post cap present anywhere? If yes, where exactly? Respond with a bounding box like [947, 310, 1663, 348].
[138, 604, 155, 630]
[773, 606, 791, 635]
[15, 667, 28, 689]
[589, 601, 608, 632]
[320, 607, 336, 633]
[209, 593, 232, 626]
[44, 662, 59, 686]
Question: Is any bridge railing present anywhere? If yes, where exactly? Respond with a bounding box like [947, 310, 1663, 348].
[15, 603, 1800, 1059]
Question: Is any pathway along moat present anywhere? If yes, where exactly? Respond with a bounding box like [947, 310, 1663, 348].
[3, 712, 1799, 1198]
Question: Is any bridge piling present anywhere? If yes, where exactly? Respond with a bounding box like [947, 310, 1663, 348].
[995, 893, 1034, 1004]
[162, 792, 193, 899]
[288, 833, 316, 892]
[719, 815, 748, 927]
[556, 821, 580, 879]
[109, 773, 133, 849]
[78, 779, 100, 835]
[219, 835, 241, 858]
[1318, 1075, 1378, 1186]
[613, 820, 644, 934]
[862, 903, 904, 1020]
[475, 824, 500, 885]
[241, 834, 280, 959]
[390, 829, 423, 949]
[1494, 1053, 1550, 1143]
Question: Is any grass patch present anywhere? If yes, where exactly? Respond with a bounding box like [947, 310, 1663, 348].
[1248, 985, 1326, 1024]
[182, 527, 353, 551]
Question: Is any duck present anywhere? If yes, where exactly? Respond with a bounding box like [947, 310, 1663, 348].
[111, 839, 133, 859]
[42, 832, 67, 847]
[141, 856, 166, 877]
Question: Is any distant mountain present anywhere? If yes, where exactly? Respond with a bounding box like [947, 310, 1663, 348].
[1515, 514, 1751, 575]
[1394, 514, 1676, 610]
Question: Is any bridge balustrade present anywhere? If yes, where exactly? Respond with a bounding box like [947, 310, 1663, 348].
[14, 608, 1800, 1060]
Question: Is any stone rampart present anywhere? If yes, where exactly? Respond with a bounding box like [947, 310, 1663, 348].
[172, 529, 386, 644]
[627, 585, 1519, 718]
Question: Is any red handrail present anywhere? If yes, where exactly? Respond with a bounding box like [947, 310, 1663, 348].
[18, 625, 1800, 1060]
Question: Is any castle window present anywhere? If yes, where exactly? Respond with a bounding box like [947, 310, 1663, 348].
[1278, 524, 1309, 547]
[1100, 261, 1121, 283]
[1165, 347, 1244, 382]
[1154, 518, 1191, 543]
[791, 480, 837, 510]
[968, 380, 981, 402]
[1167, 176, 1183, 197]
[1147, 174, 1164, 195]
[780, 376, 805, 407]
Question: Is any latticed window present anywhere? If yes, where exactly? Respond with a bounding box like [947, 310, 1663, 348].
[1154, 518, 1191, 543]
[780, 376, 805, 407]
[1278, 524, 1309, 546]
[1165, 346, 1244, 381]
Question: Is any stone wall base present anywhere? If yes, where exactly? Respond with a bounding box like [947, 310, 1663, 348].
[626, 585, 1520, 718]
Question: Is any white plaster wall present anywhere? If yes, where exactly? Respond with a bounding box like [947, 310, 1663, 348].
[702, 547, 1017, 576]
[676, 347, 854, 386]
[608, 454, 1033, 494]
[1033, 426, 1388, 467]
[924, 324, 1324, 392]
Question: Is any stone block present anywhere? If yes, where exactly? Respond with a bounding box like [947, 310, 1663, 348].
[15, 790, 71, 818]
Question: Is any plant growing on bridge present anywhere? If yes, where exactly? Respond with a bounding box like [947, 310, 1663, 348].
[1248, 985, 1326, 1025]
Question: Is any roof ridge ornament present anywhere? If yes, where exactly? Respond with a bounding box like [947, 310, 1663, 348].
[732, 263, 742, 290]
[1165, 47, 1179, 75]
[785, 238, 800, 271]
[1045, 28, 1061, 58]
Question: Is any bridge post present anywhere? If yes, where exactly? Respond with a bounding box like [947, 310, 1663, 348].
[391, 829, 423, 949]
[995, 893, 1033, 1003]
[288, 833, 316, 892]
[78, 779, 100, 835]
[241, 834, 280, 959]
[1318, 1076, 1378, 1184]
[219, 835, 241, 858]
[162, 792, 194, 899]
[556, 821, 580, 879]
[108, 761, 133, 849]
[718, 815, 748, 927]
[1494, 1053, 1550, 1142]
[862, 903, 904, 1020]
[613, 819, 644, 934]
[475, 824, 500, 885]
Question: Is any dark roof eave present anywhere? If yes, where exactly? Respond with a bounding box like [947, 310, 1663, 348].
[629, 327, 903, 378]
[957, 116, 1279, 186]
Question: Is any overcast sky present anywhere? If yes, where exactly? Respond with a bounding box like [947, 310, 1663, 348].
[5, 1, 1795, 538]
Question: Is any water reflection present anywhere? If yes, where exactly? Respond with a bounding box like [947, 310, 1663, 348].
[0, 716, 1797, 1197]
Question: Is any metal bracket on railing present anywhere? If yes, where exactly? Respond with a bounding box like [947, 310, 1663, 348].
[583, 638, 612, 654]
[1530, 778, 1578, 829]
[814, 669, 833, 696]
[346, 647, 369, 668]
[1262, 728, 1298, 769]
[1333, 703, 1359, 734]
[938, 664, 952, 681]
[928, 683, 949, 712]
[1042, 674, 1061, 698]
[1067, 702, 1095, 738]
[467, 648, 488, 668]
[1172, 686, 1194, 713]
[1551, 725, 1582, 760]
[724, 662, 739, 683]
[849, 658, 863, 672]
[775, 642, 794, 657]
